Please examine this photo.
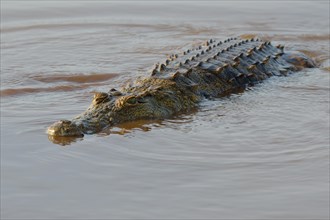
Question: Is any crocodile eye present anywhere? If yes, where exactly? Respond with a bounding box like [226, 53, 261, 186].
[126, 97, 137, 105]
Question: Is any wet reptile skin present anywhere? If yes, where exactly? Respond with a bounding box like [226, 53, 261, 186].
[47, 37, 315, 137]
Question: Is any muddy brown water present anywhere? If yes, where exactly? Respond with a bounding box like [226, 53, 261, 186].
[1, 1, 329, 219]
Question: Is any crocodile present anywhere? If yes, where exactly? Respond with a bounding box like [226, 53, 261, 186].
[47, 37, 315, 137]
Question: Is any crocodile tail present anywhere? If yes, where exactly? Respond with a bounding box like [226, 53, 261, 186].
[281, 51, 316, 69]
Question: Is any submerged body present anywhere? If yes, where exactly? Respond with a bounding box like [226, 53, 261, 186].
[47, 37, 315, 137]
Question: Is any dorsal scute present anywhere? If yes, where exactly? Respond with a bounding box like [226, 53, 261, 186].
[150, 37, 281, 80]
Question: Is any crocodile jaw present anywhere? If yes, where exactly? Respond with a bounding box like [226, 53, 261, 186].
[47, 120, 84, 137]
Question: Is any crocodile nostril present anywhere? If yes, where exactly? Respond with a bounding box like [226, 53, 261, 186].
[60, 120, 72, 125]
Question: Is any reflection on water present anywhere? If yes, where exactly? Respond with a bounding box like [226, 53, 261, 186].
[49, 118, 194, 145]
[49, 120, 161, 145]
[48, 135, 84, 146]
[1, 1, 329, 219]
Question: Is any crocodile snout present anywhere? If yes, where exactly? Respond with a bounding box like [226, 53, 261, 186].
[47, 120, 84, 137]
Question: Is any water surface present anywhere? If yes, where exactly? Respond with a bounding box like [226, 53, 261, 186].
[1, 1, 329, 219]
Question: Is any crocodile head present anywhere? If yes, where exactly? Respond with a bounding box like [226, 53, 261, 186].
[47, 85, 181, 137]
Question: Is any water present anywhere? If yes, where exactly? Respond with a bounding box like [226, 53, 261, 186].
[1, 1, 329, 219]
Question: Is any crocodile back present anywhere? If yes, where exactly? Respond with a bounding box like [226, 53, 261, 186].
[150, 37, 293, 97]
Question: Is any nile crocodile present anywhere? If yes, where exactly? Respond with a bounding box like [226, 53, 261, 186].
[47, 37, 315, 137]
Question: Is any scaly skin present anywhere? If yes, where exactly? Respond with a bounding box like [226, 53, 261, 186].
[47, 37, 315, 137]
